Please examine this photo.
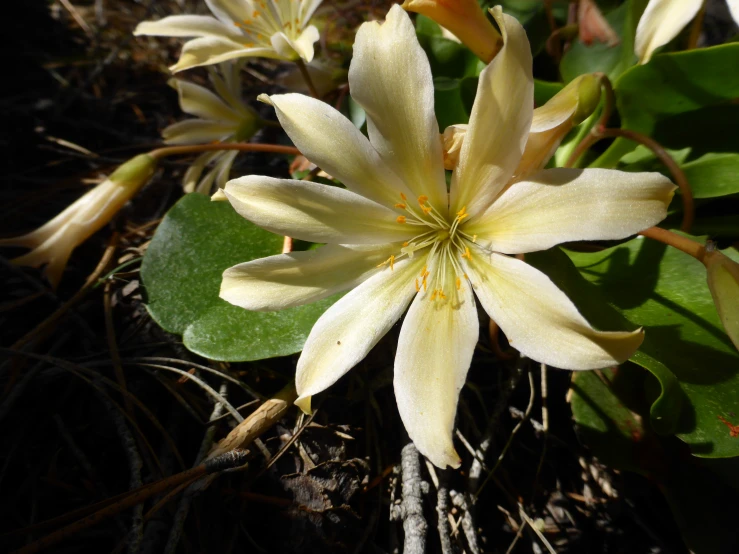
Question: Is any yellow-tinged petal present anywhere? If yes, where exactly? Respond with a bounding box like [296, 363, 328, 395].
[223, 176, 416, 245]
[221, 243, 399, 311]
[295, 255, 425, 413]
[169, 78, 242, 122]
[134, 14, 240, 39]
[162, 120, 239, 145]
[635, 0, 703, 64]
[394, 258, 478, 469]
[466, 168, 675, 254]
[704, 249, 739, 352]
[450, 7, 533, 219]
[442, 124, 467, 170]
[349, 5, 448, 213]
[401, 0, 502, 63]
[260, 93, 413, 207]
[465, 253, 644, 369]
[171, 37, 280, 73]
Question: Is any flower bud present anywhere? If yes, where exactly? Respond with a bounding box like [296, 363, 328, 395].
[0, 154, 157, 287]
[578, 0, 620, 47]
[703, 247, 739, 352]
[402, 0, 503, 63]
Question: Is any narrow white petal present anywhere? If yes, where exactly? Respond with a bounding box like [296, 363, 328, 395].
[162, 120, 237, 145]
[295, 255, 425, 412]
[394, 259, 479, 469]
[183, 151, 220, 193]
[221, 243, 398, 310]
[634, 0, 702, 64]
[205, 0, 251, 24]
[262, 93, 413, 207]
[451, 7, 534, 219]
[466, 253, 644, 369]
[171, 37, 279, 72]
[349, 4, 448, 212]
[170, 79, 241, 122]
[465, 168, 676, 254]
[728, 0, 739, 25]
[292, 25, 320, 62]
[214, 149, 239, 190]
[299, 0, 324, 24]
[223, 176, 416, 244]
[134, 15, 239, 38]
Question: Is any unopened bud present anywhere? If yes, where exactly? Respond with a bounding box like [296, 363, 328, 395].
[402, 0, 503, 63]
[703, 248, 739, 352]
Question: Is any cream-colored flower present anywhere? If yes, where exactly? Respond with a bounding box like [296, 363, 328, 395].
[134, 0, 323, 71]
[0, 155, 156, 287]
[402, 0, 503, 62]
[164, 62, 261, 193]
[635, 0, 739, 63]
[218, 6, 676, 468]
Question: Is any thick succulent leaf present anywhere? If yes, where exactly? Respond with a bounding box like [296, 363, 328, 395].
[141, 193, 339, 361]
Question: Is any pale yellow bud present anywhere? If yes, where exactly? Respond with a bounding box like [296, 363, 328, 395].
[0, 154, 157, 287]
[402, 0, 503, 63]
[441, 124, 467, 170]
[704, 248, 739, 352]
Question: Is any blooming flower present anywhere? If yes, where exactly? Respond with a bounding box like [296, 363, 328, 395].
[134, 0, 323, 72]
[635, 0, 739, 63]
[0, 154, 156, 287]
[401, 0, 503, 62]
[218, 5, 675, 468]
[164, 62, 261, 193]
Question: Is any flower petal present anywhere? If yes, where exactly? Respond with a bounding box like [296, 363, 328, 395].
[299, 0, 324, 24]
[205, 0, 252, 24]
[729, 0, 739, 25]
[634, 0, 702, 64]
[293, 25, 320, 62]
[170, 78, 241, 122]
[183, 151, 221, 193]
[394, 259, 479, 469]
[465, 252, 644, 369]
[295, 255, 425, 412]
[465, 168, 676, 254]
[134, 15, 240, 39]
[349, 4, 448, 212]
[223, 176, 416, 244]
[260, 93, 413, 207]
[450, 7, 534, 219]
[171, 37, 279, 72]
[162, 120, 237, 145]
[221, 243, 398, 311]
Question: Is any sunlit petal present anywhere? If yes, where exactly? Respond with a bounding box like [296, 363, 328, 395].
[170, 79, 241, 122]
[635, 0, 703, 64]
[171, 37, 279, 72]
[223, 176, 416, 244]
[134, 15, 239, 39]
[295, 255, 425, 412]
[349, 4, 448, 211]
[162, 120, 238, 145]
[466, 168, 676, 254]
[451, 7, 534, 219]
[466, 252, 643, 369]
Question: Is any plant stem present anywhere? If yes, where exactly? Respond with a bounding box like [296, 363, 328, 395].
[639, 226, 705, 261]
[295, 58, 319, 98]
[149, 143, 300, 160]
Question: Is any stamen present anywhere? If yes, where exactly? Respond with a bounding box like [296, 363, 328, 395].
[472, 235, 477, 242]
[422, 206, 432, 214]
[415, 278, 420, 292]
[395, 203, 406, 209]
[461, 246, 471, 260]
[418, 195, 429, 206]
[253, 10, 259, 17]
[403, 241, 409, 247]
[400, 192, 407, 201]
[396, 216, 406, 224]
[456, 277, 461, 290]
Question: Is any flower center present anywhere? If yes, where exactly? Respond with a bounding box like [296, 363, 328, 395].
[232, 0, 303, 45]
[378, 194, 479, 301]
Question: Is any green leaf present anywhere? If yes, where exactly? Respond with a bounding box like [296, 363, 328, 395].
[415, 15, 480, 79]
[571, 368, 739, 554]
[593, 43, 739, 167]
[565, 237, 739, 457]
[141, 193, 339, 362]
[534, 79, 563, 107]
[434, 77, 471, 129]
[681, 154, 739, 199]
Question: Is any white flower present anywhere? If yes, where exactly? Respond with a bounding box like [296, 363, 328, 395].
[635, 0, 739, 63]
[163, 62, 261, 193]
[134, 0, 323, 72]
[218, 5, 676, 468]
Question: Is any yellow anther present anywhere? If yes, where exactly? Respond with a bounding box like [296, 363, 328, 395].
[415, 278, 420, 292]
[418, 195, 428, 206]
[422, 276, 428, 291]
[396, 216, 406, 224]
[430, 290, 438, 301]
[403, 241, 409, 247]
[422, 206, 432, 214]
[457, 212, 469, 222]
[463, 273, 468, 279]
[456, 206, 467, 216]
[253, 10, 259, 17]
[456, 277, 461, 290]
[400, 192, 407, 201]
[438, 290, 447, 300]
[389, 255, 395, 270]
[395, 203, 406, 209]
[472, 235, 477, 243]
[461, 246, 471, 260]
